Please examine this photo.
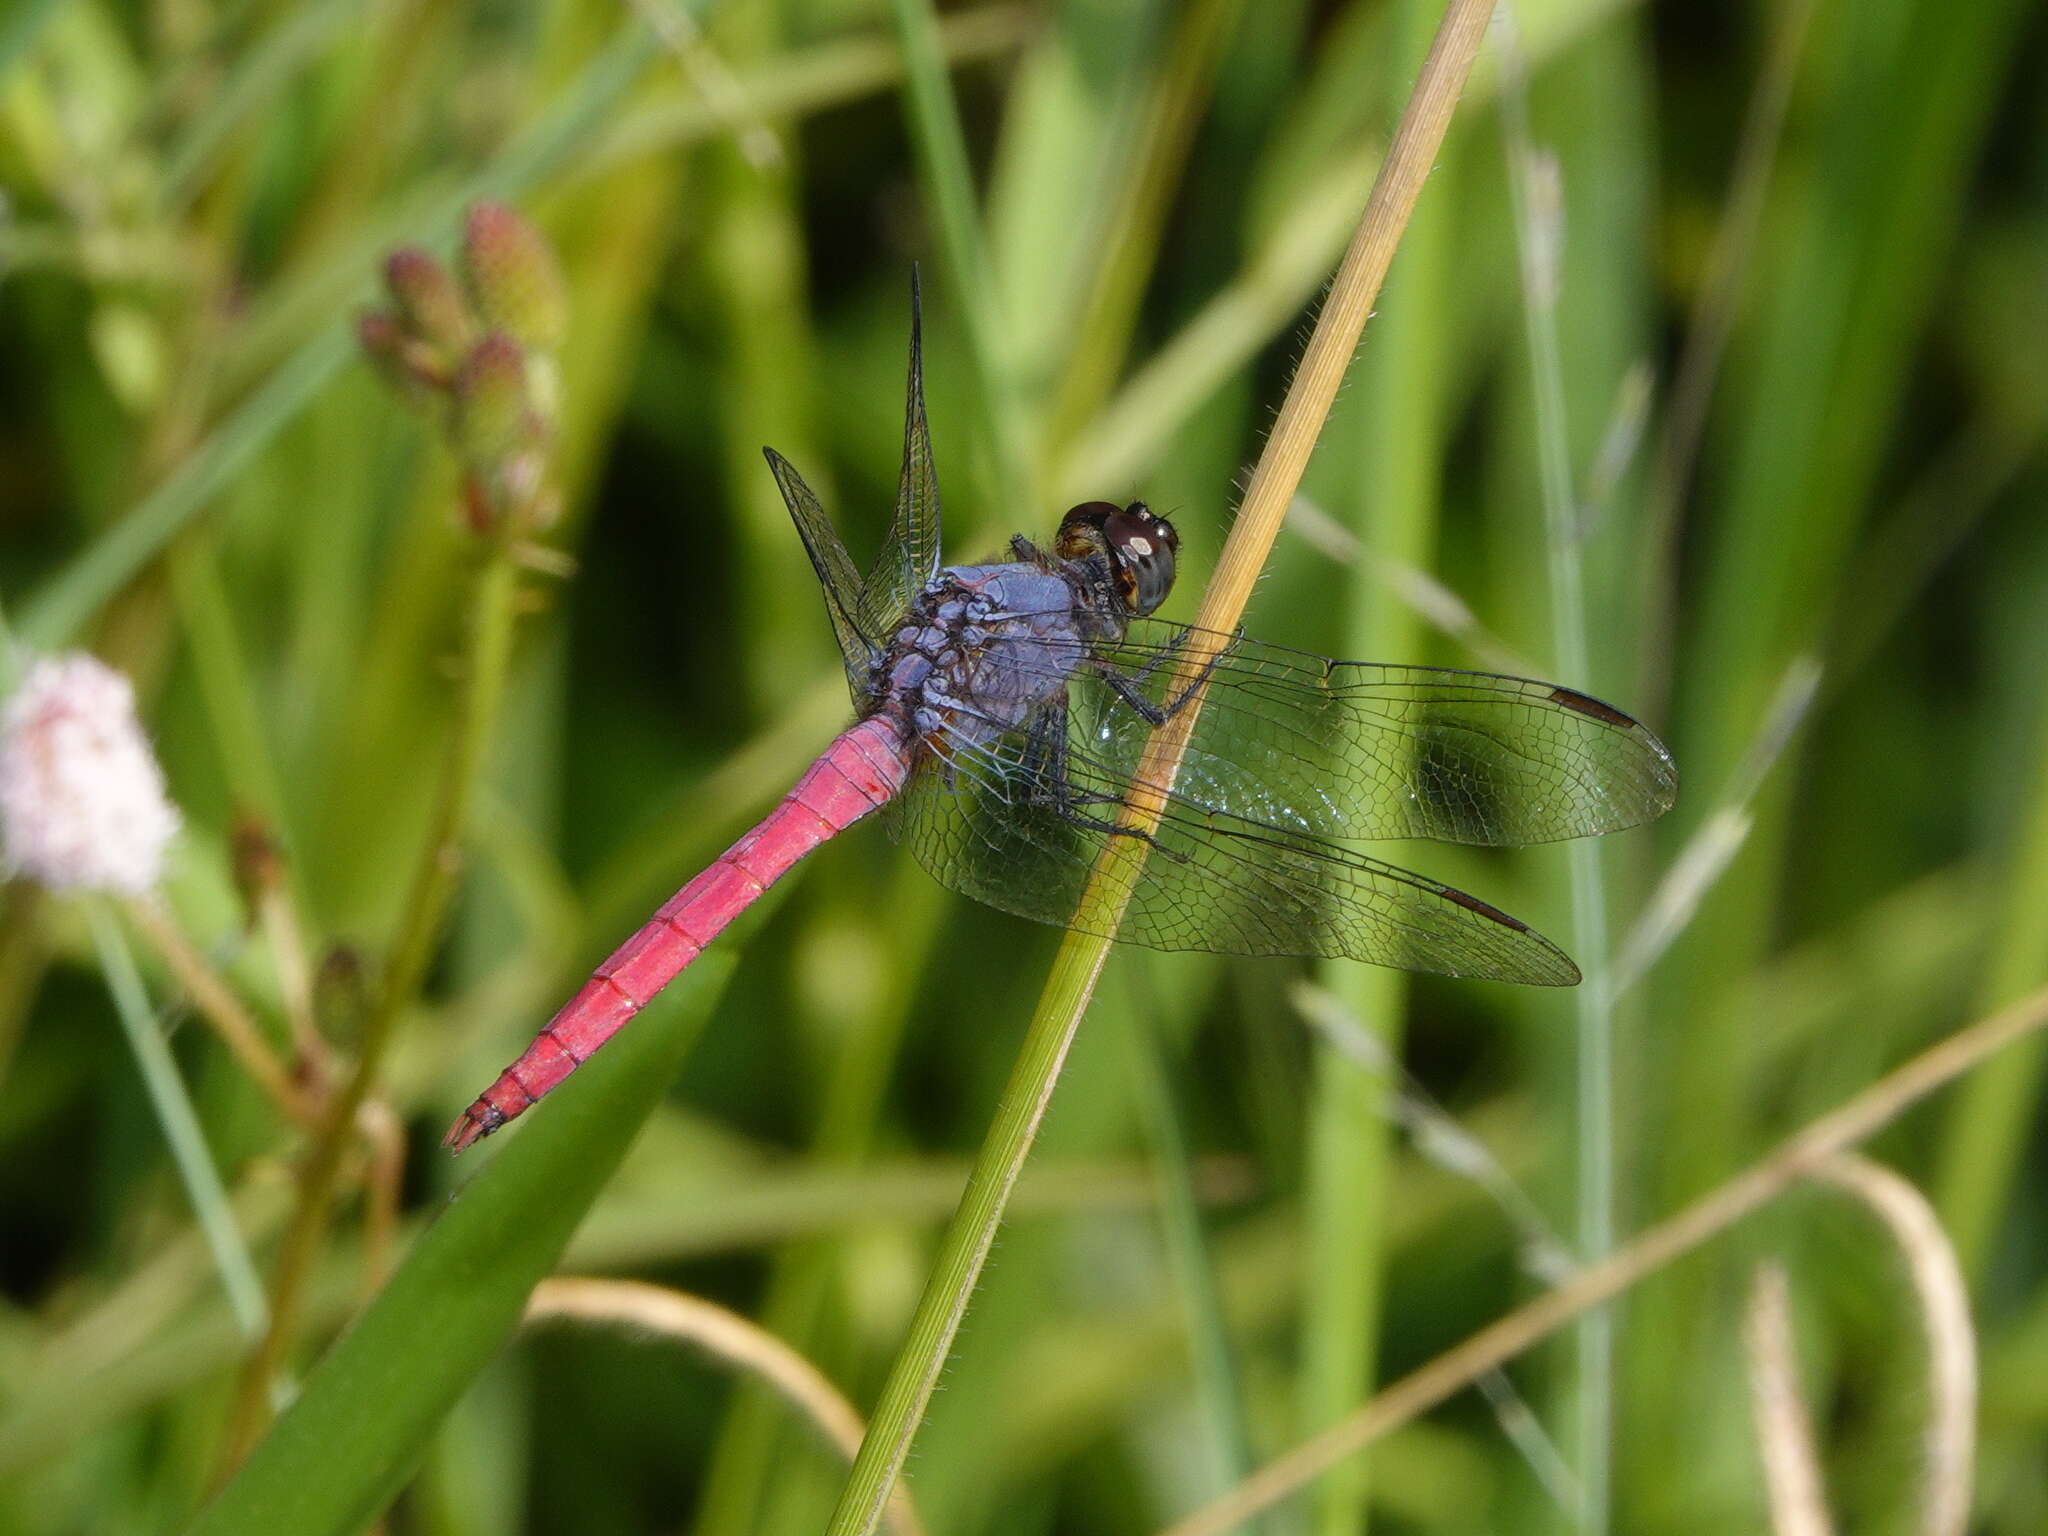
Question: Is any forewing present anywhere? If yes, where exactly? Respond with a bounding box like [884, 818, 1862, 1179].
[1069, 619, 1678, 847]
[856, 269, 943, 642]
[762, 447, 877, 696]
[886, 718, 1579, 985]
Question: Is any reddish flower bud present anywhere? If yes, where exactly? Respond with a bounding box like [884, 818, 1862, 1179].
[383, 248, 473, 353]
[458, 203, 567, 352]
[357, 308, 445, 397]
[450, 332, 539, 467]
[357, 308, 404, 365]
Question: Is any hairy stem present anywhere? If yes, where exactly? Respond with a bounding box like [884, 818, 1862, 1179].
[824, 4, 1499, 1530]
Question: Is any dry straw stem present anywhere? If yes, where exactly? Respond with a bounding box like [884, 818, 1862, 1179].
[253, 876, 331, 1079]
[1813, 1155, 1975, 1536]
[123, 895, 318, 1126]
[125, 895, 405, 1292]
[1160, 977, 2048, 1536]
[526, 1278, 923, 1536]
[1745, 1262, 1834, 1536]
[824, 3, 1499, 1531]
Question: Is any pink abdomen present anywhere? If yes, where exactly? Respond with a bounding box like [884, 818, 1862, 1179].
[445, 715, 910, 1150]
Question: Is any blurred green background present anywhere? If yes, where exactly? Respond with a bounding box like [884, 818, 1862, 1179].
[4, 0, 2047, 1531]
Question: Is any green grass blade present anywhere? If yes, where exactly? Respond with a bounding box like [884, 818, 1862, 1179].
[1499, 37, 1619, 1530]
[1122, 958, 1257, 1507]
[885, 0, 1033, 509]
[1934, 731, 2048, 1272]
[0, 0, 64, 83]
[186, 955, 734, 1536]
[90, 903, 270, 1345]
[1297, 6, 1452, 1527]
[18, 328, 353, 650]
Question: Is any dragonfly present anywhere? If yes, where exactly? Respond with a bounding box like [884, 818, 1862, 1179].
[446, 279, 1678, 1152]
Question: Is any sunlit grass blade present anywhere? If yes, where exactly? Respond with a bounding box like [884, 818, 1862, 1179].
[886, 0, 1032, 509]
[1611, 658, 1822, 997]
[187, 955, 735, 1536]
[88, 903, 271, 1346]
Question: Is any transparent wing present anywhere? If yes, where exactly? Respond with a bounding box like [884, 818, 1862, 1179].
[886, 713, 1580, 985]
[856, 268, 943, 643]
[1009, 617, 1678, 846]
[762, 447, 878, 697]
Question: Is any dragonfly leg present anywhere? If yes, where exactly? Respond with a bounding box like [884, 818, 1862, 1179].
[1020, 699, 1148, 836]
[1090, 627, 1237, 725]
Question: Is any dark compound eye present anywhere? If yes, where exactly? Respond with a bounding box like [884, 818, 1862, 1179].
[1105, 501, 1178, 616]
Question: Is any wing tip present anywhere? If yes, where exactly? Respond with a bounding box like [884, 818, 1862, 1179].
[1434, 884, 1582, 986]
[1547, 684, 1683, 824]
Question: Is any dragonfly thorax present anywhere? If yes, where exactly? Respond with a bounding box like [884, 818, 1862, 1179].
[866, 561, 1097, 759]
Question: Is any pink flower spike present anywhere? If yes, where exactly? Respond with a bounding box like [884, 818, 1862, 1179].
[1, 653, 180, 896]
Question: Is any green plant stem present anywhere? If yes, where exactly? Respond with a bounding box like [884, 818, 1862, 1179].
[122, 894, 313, 1126]
[1044, 0, 1243, 452]
[1500, 48, 1615, 1531]
[14, 24, 653, 652]
[885, 0, 1033, 511]
[1934, 717, 2048, 1272]
[826, 4, 1497, 1529]
[1298, 7, 1452, 1526]
[827, 932, 1117, 1536]
[220, 549, 520, 1465]
[89, 901, 271, 1344]
[1124, 964, 1256, 1503]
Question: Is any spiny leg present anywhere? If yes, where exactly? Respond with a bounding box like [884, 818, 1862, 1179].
[1018, 697, 1144, 838]
[1090, 626, 1237, 725]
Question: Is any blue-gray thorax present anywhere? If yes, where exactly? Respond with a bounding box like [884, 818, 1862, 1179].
[864, 558, 1121, 753]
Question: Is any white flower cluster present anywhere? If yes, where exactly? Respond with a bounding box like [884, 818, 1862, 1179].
[0, 653, 180, 895]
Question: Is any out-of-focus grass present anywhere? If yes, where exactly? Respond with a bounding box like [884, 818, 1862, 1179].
[2, 1, 2046, 1532]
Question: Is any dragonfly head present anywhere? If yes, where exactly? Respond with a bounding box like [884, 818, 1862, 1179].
[1057, 500, 1179, 617]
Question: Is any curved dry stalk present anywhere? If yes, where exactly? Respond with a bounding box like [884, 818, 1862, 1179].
[123, 894, 318, 1126]
[824, 4, 1501, 1531]
[1157, 977, 2048, 1536]
[354, 1100, 406, 1295]
[1745, 1262, 1834, 1536]
[1814, 1155, 1976, 1536]
[527, 1278, 922, 1536]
